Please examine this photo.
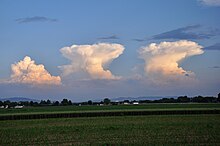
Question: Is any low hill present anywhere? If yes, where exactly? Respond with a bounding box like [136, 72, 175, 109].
[0, 97, 39, 102]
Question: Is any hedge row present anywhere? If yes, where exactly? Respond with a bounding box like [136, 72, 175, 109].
[0, 110, 219, 121]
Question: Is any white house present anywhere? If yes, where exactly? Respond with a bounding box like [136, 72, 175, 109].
[123, 102, 129, 105]
[14, 105, 24, 109]
[133, 102, 139, 105]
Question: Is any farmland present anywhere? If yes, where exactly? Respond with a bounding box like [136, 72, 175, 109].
[1, 103, 220, 115]
[0, 103, 220, 145]
[0, 114, 220, 145]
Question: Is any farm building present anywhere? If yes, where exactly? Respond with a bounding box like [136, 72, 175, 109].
[14, 105, 24, 109]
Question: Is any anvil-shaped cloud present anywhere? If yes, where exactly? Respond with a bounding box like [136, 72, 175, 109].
[9, 56, 61, 85]
[60, 43, 125, 80]
[139, 40, 204, 83]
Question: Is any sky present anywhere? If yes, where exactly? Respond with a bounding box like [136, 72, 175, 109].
[0, 0, 220, 101]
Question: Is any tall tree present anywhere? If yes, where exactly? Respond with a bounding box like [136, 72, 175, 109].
[61, 99, 69, 106]
[46, 99, 51, 105]
[218, 93, 220, 102]
[103, 98, 111, 105]
[88, 100, 93, 105]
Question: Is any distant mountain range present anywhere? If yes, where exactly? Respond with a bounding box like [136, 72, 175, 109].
[0, 96, 178, 103]
[92, 96, 177, 102]
[0, 97, 39, 102]
[111, 96, 178, 102]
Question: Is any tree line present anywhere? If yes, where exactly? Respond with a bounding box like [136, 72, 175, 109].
[139, 95, 220, 104]
[0, 93, 220, 108]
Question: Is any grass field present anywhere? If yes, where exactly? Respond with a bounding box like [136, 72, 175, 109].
[1, 103, 220, 115]
[0, 114, 219, 145]
[0, 104, 219, 145]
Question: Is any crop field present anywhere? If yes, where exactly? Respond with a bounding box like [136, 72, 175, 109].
[0, 104, 219, 145]
[0, 114, 219, 145]
[1, 103, 220, 115]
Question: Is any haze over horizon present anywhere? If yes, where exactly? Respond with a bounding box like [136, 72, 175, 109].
[0, 0, 220, 101]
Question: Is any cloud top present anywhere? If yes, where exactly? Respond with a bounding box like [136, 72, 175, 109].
[60, 43, 125, 80]
[10, 56, 61, 85]
[139, 40, 204, 83]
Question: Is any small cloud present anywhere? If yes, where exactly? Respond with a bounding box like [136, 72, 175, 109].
[132, 38, 145, 42]
[97, 35, 119, 40]
[211, 66, 220, 68]
[152, 25, 219, 40]
[9, 56, 61, 85]
[203, 43, 220, 51]
[15, 16, 58, 23]
[198, 0, 220, 6]
[185, 74, 190, 77]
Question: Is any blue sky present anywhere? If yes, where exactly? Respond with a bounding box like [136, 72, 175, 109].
[0, 0, 220, 101]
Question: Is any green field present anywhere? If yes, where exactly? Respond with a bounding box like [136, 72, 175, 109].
[1, 103, 220, 115]
[1, 104, 219, 145]
[0, 114, 219, 145]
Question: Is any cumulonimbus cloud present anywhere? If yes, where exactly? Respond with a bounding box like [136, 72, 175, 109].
[9, 56, 61, 85]
[139, 40, 204, 83]
[60, 43, 125, 80]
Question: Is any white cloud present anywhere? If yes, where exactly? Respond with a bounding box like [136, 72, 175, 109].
[9, 56, 61, 85]
[60, 43, 125, 80]
[198, 0, 220, 6]
[139, 40, 204, 84]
